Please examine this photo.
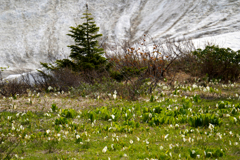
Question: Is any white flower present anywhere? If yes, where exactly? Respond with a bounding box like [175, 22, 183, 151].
[46, 129, 50, 134]
[160, 146, 164, 150]
[44, 113, 51, 117]
[197, 155, 200, 158]
[104, 136, 108, 141]
[20, 125, 24, 130]
[164, 134, 169, 139]
[209, 123, 214, 131]
[233, 117, 237, 122]
[111, 114, 115, 120]
[192, 150, 196, 154]
[149, 113, 152, 118]
[48, 86, 53, 91]
[136, 137, 140, 141]
[175, 124, 179, 128]
[163, 86, 168, 90]
[11, 125, 15, 131]
[123, 154, 127, 157]
[112, 133, 116, 137]
[192, 84, 198, 89]
[146, 140, 149, 145]
[206, 86, 210, 91]
[102, 146, 107, 153]
[130, 140, 133, 144]
[111, 144, 114, 150]
[113, 90, 117, 99]
[25, 134, 30, 139]
[203, 88, 207, 92]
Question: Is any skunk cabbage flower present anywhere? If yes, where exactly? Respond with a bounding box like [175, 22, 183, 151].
[102, 146, 107, 153]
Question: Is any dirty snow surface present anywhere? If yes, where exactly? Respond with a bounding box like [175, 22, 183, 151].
[0, 0, 240, 78]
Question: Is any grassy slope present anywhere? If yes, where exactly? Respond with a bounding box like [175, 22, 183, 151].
[0, 81, 240, 160]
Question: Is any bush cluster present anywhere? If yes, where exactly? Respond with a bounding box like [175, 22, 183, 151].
[177, 45, 240, 82]
[193, 45, 240, 81]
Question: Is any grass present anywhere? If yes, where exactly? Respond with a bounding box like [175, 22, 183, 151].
[0, 80, 240, 159]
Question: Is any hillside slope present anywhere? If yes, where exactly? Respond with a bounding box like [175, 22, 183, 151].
[0, 0, 240, 77]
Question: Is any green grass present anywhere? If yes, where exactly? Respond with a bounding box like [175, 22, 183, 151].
[0, 81, 240, 159]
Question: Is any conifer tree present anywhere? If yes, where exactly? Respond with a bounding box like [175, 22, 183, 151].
[43, 7, 107, 72]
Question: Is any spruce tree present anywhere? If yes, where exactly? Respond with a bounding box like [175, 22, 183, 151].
[55, 8, 107, 72]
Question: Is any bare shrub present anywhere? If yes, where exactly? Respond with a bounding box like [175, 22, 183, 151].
[0, 72, 31, 97]
[36, 65, 112, 94]
[170, 49, 199, 80]
[105, 36, 195, 99]
[36, 68, 82, 92]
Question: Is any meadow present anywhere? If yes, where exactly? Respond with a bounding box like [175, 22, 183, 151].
[0, 79, 240, 160]
[1, 6, 240, 159]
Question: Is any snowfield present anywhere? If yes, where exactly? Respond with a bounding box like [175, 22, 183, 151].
[0, 0, 240, 78]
